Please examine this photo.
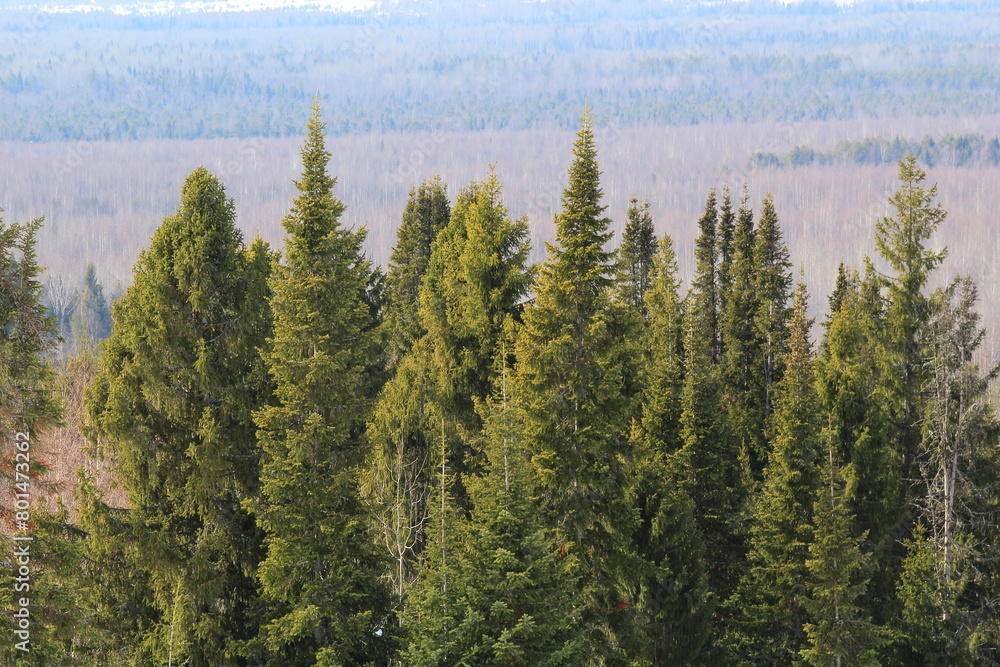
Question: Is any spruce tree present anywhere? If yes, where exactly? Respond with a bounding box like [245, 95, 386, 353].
[0, 214, 61, 663]
[752, 193, 792, 438]
[679, 192, 749, 638]
[638, 234, 685, 458]
[0, 214, 60, 431]
[876, 157, 947, 427]
[85, 167, 272, 666]
[860, 156, 948, 631]
[70, 263, 112, 345]
[678, 288, 745, 648]
[630, 234, 712, 663]
[382, 176, 451, 371]
[418, 170, 533, 465]
[801, 437, 882, 667]
[826, 261, 852, 327]
[365, 170, 532, 606]
[690, 188, 721, 362]
[514, 110, 640, 662]
[874, 155, 948, 524]
[729, 282, 822, 664]
[719, 188, 765, 476]
[404, 330, 586, 666]
[818, 265, 902, 633]
[250, 103, 396, 665]
[716, 184, 736, 326]
[615, 195, 658, 316]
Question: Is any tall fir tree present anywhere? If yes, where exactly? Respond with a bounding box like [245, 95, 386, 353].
[690, 188, 721, 362]
[866, 156, 948, 634]
[800, 436, 882, 667]
[629, 234, 712, 664]
[381, 176, 451, 372]
[679, 191, 749, 650]
[0, 214, 62, 664]
[752, 192, 792, 445]
[638, 234, 685, 459]
[875, 157, 947, 470]
[818, 265, 903, 636]
[418, 170, 534, 470]
[615, 195, 658, 316]
[716, 184, 736, 326]
[0, 214, 60, 431]
[250, 103, 396, 665]
[70, 262, 112, 346]
[403, 328, 586, 666]
[84, 167, 273, 666]
[719, 188, 766, 477]
[514, 110, 641, 663]
[365, 170, 532, 607]
[728, 282, 822, 664]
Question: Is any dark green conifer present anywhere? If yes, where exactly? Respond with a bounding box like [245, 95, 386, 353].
[729, 282, 822, 664]
[251, 103, 396, 665]
[801, 438, 882, 666]
[366, 170, 532, 606]
[629, 234, 712, 664]
[752, 193, 792, 434]
[514, 110, 640, 662]
[719, 188, 766, 475]
[382, 176, 451, 371]
[690, 188, 721, 362]
[85, 167, 273, 665]
[615, 195, 658, 316]
[716, 184, 736, 324]
[404, 329, 586, 666]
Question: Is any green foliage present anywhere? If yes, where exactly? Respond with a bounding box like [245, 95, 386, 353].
[382, 177, 451, 372]
[729, 282, 821, 664]
[752, 193, 792, 440]
[69, 263, 112, 346]
[514, 110, 641, 662]
[365, 168, 532, 614]
[0, 214, 60, 430]
[678, 282, 746, 625]
[419, 169, 533, 443]
[818, 265, 903, 630]
[690, 188, 720, 363]
[639, 234, 684, 458]
[85, 166, 272, 665]
[716, 185, 736, 321]
[615, 196, 658, 316]
[251, 102, 396, 665]
[897, 525, 973, 666]
[801, 442, 882, 667]
[630, 234, 712, 664]
[404, 338, 586, 666]
[719, 188, 765, 476]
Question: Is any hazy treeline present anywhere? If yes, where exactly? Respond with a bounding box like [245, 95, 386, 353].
[3, 0, 1000, 141]
[751, 132, 1000, 171]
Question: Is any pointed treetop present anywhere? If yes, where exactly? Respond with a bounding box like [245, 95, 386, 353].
[298, 98, 334, 196]
[555, 109, 611, 249]
[875, 155, 947, 290]
[284, 100, 347, 248]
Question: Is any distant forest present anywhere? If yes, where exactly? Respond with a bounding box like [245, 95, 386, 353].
[3, 0, 1000, 141]
[2, 106, 999, 665]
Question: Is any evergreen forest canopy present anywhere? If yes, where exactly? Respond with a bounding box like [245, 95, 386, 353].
[3, 0, 1000, 141]
[1, 104, 999, 666]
